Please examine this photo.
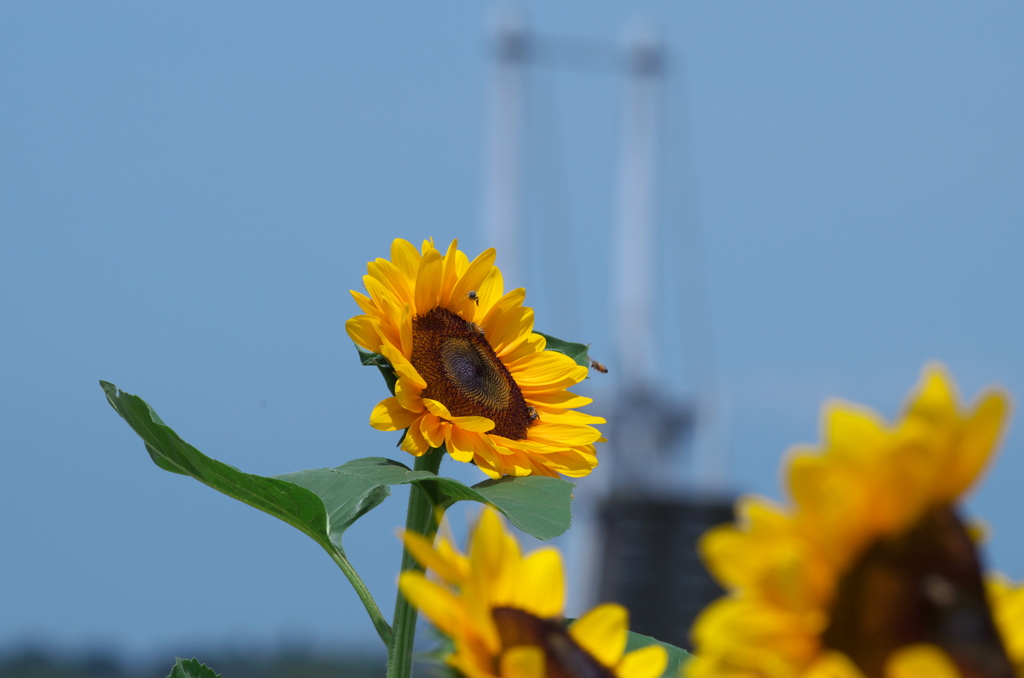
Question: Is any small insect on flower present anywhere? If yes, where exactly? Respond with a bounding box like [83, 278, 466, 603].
[466, 321, 485, 335]
[467, 290, 480, 305]
[591, 358, 609, 374]
[527, 405, 539, 422]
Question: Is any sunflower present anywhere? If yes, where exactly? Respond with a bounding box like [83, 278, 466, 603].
[399, 507, 669, 678]
[689, 365, 1018, 678]
[346, 238, 604, 479]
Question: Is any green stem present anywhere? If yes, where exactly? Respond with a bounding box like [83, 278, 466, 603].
[324, 545, 393, 648]
[386, 447, 445, 678]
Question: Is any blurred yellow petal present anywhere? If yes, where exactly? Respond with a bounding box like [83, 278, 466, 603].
[690, 365, 1015, 678]
[401, 531, 464, 585]
[569, 604, 629, 667]
[886, 645, 960, 678]
[516, 548, 564, 618]
[500, 646, 546, 678]
[397, 572, 462, 637]
[616, 645, 668, 678]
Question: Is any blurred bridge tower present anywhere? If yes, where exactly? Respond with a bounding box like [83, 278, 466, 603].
[596, 28, 734, 649]
[480, 11, 734, 650]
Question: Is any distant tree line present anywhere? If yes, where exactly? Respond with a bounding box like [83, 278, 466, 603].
[0, 645, 434, 678]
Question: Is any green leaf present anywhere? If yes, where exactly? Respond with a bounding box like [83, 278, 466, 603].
[470, 475, 574, 540]
[536, 331, 592, 369]
[355, 345, 397, 395]
[167, 658, 221, 678]
[100, 381, 394, 646]
[296, 457, 574, 541]
[624, 629, 695, 677]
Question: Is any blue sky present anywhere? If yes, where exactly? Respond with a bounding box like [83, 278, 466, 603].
[2, 1, 1024, 658]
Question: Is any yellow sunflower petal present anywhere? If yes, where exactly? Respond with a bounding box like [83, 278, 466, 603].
[364, 274, 403, 316]
[444, 427, 478, 464]
[939, 389, 1008, 501]
[401, 530, 465, 585]
[988, 574, 1024, 665]
[399, 303, 414, 357]
[350, 289, 377, 316]
[499, 331, 547, 364]
[450, 415, 496, 433]
[400, 422, 430, 456]
[885, 644, 960, 678]
[390, 238, 421, 282]
[397, 572, 463, 637]
[368, 258, 413, 306]
[515, 547, 564, 618]
[908, 365, 959, 421]
[534, 409, 607, 425]
[518, 366, 590, 395]
[380, 344, 427, 388]
[527, 390, 593, 409]
[475, 266, 504, 316]
[436, 239, 462, 307]
[420, 415, 447, 449]
[414, 247, 443, 314]
[616, 645, 668, 678]
[569, 603, 629, 668]
[488, 306, 535, 357]
[423, 398, 453, 419]
[369, 397, 419, 431]
[345, 316, 382, 353]
[821, 403, 888, 462]
[500, 646, 546, 678]
[461, 431, 504, 475]
[803, 652, 866, 678]
[481, 287, 527, 326]
[449, 247, 497, 314]
[395, 377, 424, 413]
[527, 422, 603, 446]
[469, 509, 512, 587]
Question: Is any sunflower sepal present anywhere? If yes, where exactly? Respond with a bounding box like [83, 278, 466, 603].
[356, 345, 398, 395]
[535, 331, 593, 369]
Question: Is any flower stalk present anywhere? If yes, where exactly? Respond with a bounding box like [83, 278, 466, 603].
[386, 446, 445, 678]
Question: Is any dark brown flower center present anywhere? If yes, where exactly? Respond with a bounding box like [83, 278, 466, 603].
[822, 505, 1013, 678]
[411, 307, 532, 440]
[492, 608, 616, 678]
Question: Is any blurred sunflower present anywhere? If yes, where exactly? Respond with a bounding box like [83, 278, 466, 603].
[399, 507, 669, 678]
[689, 365, 1021, 678]
[346, 238, 604, 479]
